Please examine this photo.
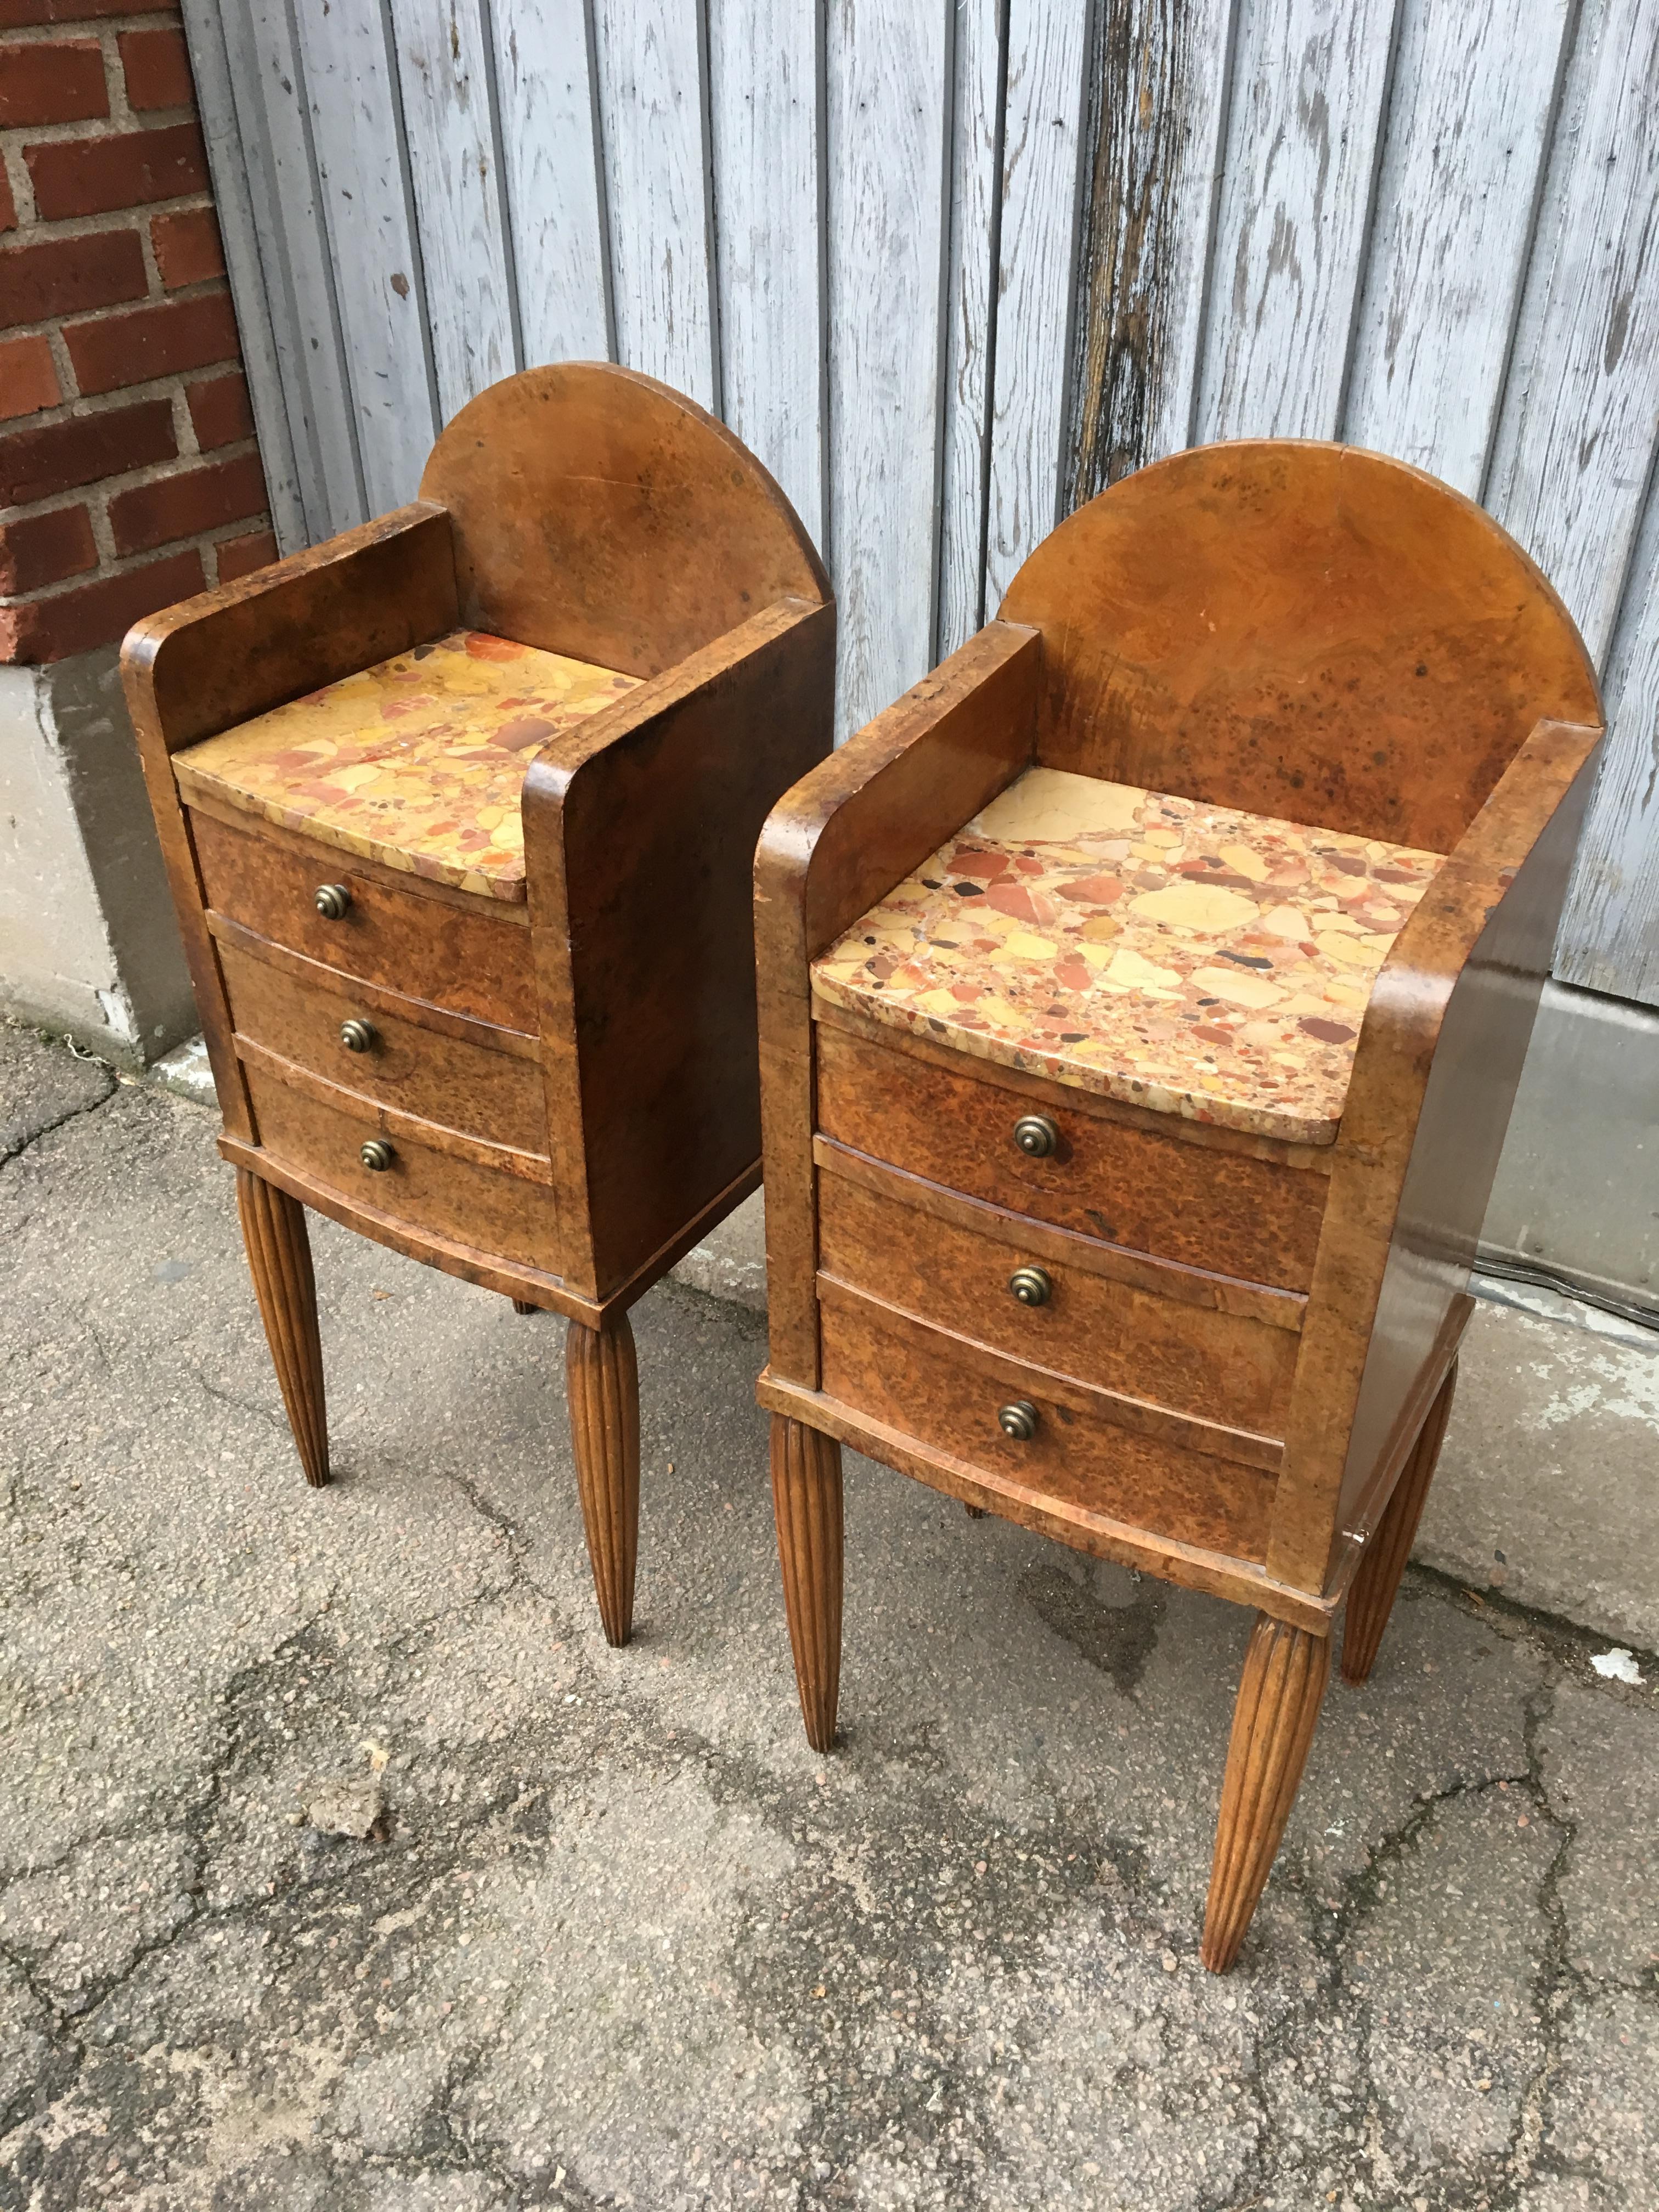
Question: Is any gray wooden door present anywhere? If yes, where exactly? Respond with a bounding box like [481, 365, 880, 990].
[184, 0, 1659, 1005]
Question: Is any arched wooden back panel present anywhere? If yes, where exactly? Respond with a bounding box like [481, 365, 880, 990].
[998, 442, 1600, 853]
[420, 362, 830, 679]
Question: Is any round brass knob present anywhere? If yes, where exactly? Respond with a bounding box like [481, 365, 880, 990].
[359, 1138, 393, 1172]
[314, 883, 351, 919]
[340, 1018, 374, 1053]
[997, 1399, 1038, 1441]
[1008, 1265, 1052, 1307]
[1012, 1114, 1059, 1159]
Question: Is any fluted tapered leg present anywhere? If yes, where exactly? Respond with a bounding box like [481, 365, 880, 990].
[565, 1313, 640, 1647]
[1201, 1612, 1331, 1972]
[235, 1168, 328, 1487]
[511, 1299, 538, 1315]
[771, 1415, 843, 1752]
[1342, 1358, 1459, 1685]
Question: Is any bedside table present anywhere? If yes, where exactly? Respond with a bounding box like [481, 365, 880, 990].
[123, 362, 834, 1647]
[753, 441, 1601, 1969]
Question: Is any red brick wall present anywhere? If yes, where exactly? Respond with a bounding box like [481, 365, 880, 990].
[0, 1, 276, 664]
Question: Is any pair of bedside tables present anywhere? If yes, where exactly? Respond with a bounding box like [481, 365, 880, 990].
[125, 374, 1601, 1969]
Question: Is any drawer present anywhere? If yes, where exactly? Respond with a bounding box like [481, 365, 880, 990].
[817, 1283, 1275, 1563]
[815, 1149, 1300, 1438]
[815, 1018, 1327, 1291]
[190, 805, 537, 1030]
[242, 1060, 561, 1274]
[217, 936, 546, 1156]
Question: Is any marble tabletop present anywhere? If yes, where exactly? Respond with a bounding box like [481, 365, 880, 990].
[810, 766, 1444, 1146]
[173, 629, 639, 901]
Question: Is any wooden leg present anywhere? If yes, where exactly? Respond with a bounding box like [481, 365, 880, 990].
[1201, 1612, 1331, 1973]
[511, 1299, 537, 1315]
[770, 1415, 843, 1752]
[235, 1167, 328, 1488]
[565, 1313, 640, 1647]
[1342, 1358, 1459, 1686]
[963, 1501, 986, 1519]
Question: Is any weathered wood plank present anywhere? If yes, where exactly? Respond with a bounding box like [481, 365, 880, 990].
[592, 0, 720, 410]
[825, 0, 953, 736]
[494, 0, 614, 367]
[1345, 0, 1574, 494]
[389, 0, 520, 421]
[708, 0, 826, 544]
[937, 0, 1003, 657]
[1198, 0, 1403, 441]
[1066, 0, 1239, 505]
[294, 0, 439, 512]
[983, 0, 1092, 607]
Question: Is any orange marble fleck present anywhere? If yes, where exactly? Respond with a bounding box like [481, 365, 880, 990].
[172, 629, 640, 901]
[811, 766, 1445, 1146]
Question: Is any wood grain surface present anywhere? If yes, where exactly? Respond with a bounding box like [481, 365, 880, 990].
[566, 1312, 642, 1647]
[770, 1414, 844, 1751]
[235, 1168, 329, 1488]
[1341, 1357, 1458, 1685]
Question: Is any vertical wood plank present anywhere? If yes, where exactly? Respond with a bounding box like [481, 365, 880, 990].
[708, 0, 826, 544]
[825, 0, 953, 737]
[1197, 0, 1403, 442]
[294, 0, 439, 514]
[982, 0, 1092, 608]
[937, 0, 1005, 657]
[592, 0, 720, 410]
[496, 0, 614, 366]
[1345, 0, 1575, 495]
[388, 0, 520, 422]
[1065, 0, 1239, 506]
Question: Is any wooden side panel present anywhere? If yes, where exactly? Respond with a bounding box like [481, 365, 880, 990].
[293, 0, 439, 511]
[592, 0, 719, 410]
[708, 0, 827, 546]
[388, 0, 520, 420]
[824, 0, 953, 738]
[495, 0, 615, 366]
[936, 0, 1004, 658]
[1344, 0, 1575, 494]
[1197, 0, 1402, 441]
[981, 0, 1091, 605]
[1065, 0, 1239, 501]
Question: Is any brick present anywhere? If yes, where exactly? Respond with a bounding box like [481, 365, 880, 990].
[0, 545, 202, 665]
[213, 526, 276, 584]
[0, 395, 174, 504]
[0, 500, 95, 592]
[150, 203, 221, 288]
[118, 24, 191, 109]
[0, 331, 60, 419]
[0, 225, 147, 330]
[185, 366, 250, 450]
[63, 287, 238, 394]
[109, 449, 266, 554]
[0, 37, 107, 125]
[0, 0, 179, 25]
[25, 121, 206, 221]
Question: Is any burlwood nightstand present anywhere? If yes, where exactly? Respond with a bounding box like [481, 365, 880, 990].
[753, 441, 1601, 1969]
[123, 362, 834, 1647]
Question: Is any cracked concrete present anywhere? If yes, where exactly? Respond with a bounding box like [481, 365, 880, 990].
[2, 1025, 1657, 2209]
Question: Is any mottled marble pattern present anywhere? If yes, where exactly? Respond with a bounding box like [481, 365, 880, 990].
[811, 767, 1444, 1146]
[173, 630, 639, 901]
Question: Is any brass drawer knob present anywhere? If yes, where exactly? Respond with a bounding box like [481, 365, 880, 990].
[1008, 1265, 1052, 1307]
[359, 1138, 394, 1172]
[314, 883, 351, 919]
[340, 1018, 375, 1053]
[997, 1398, 1038, 1442]
[1012, 1113, 1059, 1159]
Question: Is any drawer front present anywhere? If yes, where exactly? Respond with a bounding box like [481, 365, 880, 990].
[191, 806, 536, 1030]
[816, 1160, 1297, 1437]
[818, 1288, 1274, 1563]
[243, 1062, 561, 1273]
[218, 938, 546, 1156]
[815, 1021, 1326, 1291]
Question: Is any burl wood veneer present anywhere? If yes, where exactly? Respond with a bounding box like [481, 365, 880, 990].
[123, 361, 834, 1645]
[753, 441, 1601, 1969]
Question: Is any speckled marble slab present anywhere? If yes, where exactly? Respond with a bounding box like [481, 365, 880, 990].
[811, 766, 1444, 1146]
[173, 629, 639, 902]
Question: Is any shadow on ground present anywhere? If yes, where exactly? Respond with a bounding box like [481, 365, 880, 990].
[1, 1027, 1655, 2209]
